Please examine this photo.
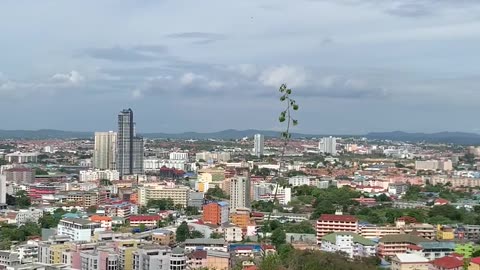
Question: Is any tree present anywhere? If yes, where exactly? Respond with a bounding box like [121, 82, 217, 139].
[185, 206, 199, 215]
[270, 228, 286, 248]
[86, 206, 98, 214]
[147, 198, 175, 210]
[205, 186, 228, 199]
[210, 232, 224, 239]
[139, 224, 146, 232]
[0, 159, 7, 166]
[15, 190, 31, 208]
[190, 230, 204, 239]
[34, 168, 48, 175]
[176, 221, 190, 242]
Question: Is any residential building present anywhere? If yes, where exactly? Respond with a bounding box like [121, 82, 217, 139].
[5, 152, 39, 164]
[137, 183, 190, 207]
[319, 136, 337, 155]
[224, 225, 243, 242]
[80, 248, 119, 270]
[470, 257, 480, 270]
[205, 251, 230, 270]
[286, 233, 318, 250]
[288, 176, 311, 187]
[169, 152, 189, 160]
[430, 255, 463, 270]
[437, 225, 455, 240]
[117, 108, 144, 178]
[169, 247, 187, 270]
[184, 239, 228, 253]
[230, 208, 251, 229]
[253, 134, 264, 157]
[133, 245, 171, 270]
[203, 201, 229, 225]
[390, 254, 429, 270]
[188, 192, 204, 209]
[93, 131, 117, 170]
[57, 218, 105, 242]
[15, 208, 44, 225]
[0, 175, 6, 205]
[187, 250, 207, 269]
[316, 213, 358, 244]
[229, 175, 251, 211]
[0, 251, 21, 268]
[152, 230, 175, 246]
[80, 170, 119, 182]
[128, 215, 161, 227]
[415, 160, 453, 171]
[38, 242, 70, 265]
[4, 167, 35, 184]
[90, 215, 112, 230]
[320, 232, 376, 258]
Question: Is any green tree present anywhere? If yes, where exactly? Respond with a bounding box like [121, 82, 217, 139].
[15, 190, 31, 208]
[191, 230, 204, 239]
[86, 206, 98, 214]
[147, 198, 175, 210]
[270, 228, 286, 248]
[139, 224, 146, 232]
[205, 186, 228, 199]
[34, 168, 49, 175]
[185, 206, 199, 215]
[0, 159, 8, 166]
[210, 232, 224, 239]
[176, 221, 190, 242]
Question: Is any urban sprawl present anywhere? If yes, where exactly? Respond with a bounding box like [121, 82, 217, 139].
[1, 109, 480, 270]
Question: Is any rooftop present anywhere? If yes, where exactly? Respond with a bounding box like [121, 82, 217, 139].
[394, 254, 429, 263]
[184, 238, 226, 245]
[318, 214, 358, 222]
[380, 233, 430, 244]
[322, 232, 375, 246]
[431, 255, 463, 269]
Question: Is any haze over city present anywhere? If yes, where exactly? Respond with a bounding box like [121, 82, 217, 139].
[1, 1, 480, 134]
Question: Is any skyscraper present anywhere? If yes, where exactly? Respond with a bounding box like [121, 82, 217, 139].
[319, 136, 337, 156]
[93, 131, 117, 170]
[117, 108, 144, 177]
[229, 169, 251, 211]
[0, 175, 6, 205]
[253, 134, 264, 157]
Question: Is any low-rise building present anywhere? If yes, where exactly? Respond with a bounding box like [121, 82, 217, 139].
[57, 218, 105, 242]
[128, 215, 160, 227]
[224, 225, 243, 242]
[184, 239, 228, 253]
[316, 213, 358, 244]
[390, 254, 429, 270]
[321, 232, 376, 258]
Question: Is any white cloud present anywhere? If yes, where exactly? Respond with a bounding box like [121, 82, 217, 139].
[180, 72, 205, 85]
[227, 64, 258, 78]
[131, 88, 143, 99]
[51, 70, 84, 85]
[207, 80, 224, 89]
[259, 65, 307, 88]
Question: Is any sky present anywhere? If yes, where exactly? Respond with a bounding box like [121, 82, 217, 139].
[1, 0, 480, 134]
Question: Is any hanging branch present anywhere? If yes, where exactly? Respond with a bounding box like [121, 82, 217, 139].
[264, 84, 299, 237]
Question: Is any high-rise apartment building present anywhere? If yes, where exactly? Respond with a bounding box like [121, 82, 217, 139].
[0, 175, 6, 205]
[253, 134, 264, 157]
[117, 109, 144, 178]
[229, 171, 251, 211]
[319, 136, 337, 156]
[93, 131, 117, 170]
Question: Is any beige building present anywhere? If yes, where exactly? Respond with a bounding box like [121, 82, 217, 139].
[415, 160, 452, 171]
[391, 254, 429, 270]
[94, 131, 117, 170]
[206, 251, 230, 270]
[138, 183, 190, 207]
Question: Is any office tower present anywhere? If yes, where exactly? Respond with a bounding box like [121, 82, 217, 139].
[229, 170, 251, 211]
[253, 134, 264, 157]
[117, 108, 144, 178]
[93, 131, 117, 170]
[319, 136, 337, 155]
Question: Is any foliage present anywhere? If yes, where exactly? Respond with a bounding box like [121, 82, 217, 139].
[15, 190, 31, 208]
[270, 228, 286, 248]
[259, 248, 378, 270]
[0, 222, 42, 249]
[283, 221, 316, 234]
[0, 159, 7, 166]
[205, 186, 229, 199]
[185, 206, 199, 216]
[100, 179, 112, 186]
[210, 232, 224, 239]
[39, 208, 67, 228]
[147, 198, 175, 210]
[34, 168, 49, 175]
[191, 230, 204, 239]
[6, 194, 15, 205]
[176, 221, 190, 242]
[252, 200, 283, 213]
[86, 206, 98, 214]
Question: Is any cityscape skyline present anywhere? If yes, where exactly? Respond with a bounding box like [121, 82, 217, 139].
[1, 1, 480, 134]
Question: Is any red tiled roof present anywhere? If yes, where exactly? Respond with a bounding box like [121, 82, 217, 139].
[319, 214, 358, 222]
[188, 250, 207, 259]
[435, 198, 450, 204]
[243, 266, 258, 270]
[129, 215, 161, 221]
[471, 257, 480, 265]
[261, 244, 275, 250]
[430, 256, 463, 269]
[251, 212, 264, 217]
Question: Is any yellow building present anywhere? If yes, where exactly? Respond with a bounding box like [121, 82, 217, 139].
[437, 225, 455, 240]
[138, 183, 190, 207]
[38, 243, 70, 264]
[116, 239, 141, 270]
[206, 251, 230, 270]
[230, 208, 251, 229]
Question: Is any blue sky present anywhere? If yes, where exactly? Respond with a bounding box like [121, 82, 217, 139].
[1, 0, 480, 134]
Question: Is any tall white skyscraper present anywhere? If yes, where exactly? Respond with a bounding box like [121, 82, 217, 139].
[0, 175, 6, 205]
[230, 172, 251, 211]
[319, 136, 337, 155]
[93, 131, 117, 170]
[253, 134, 264, 157]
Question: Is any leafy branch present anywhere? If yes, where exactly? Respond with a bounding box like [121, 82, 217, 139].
[264, 84, 299, 240]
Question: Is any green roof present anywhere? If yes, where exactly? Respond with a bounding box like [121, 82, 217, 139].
[380, 234, 431, 244]
[321, 232, 375, 246]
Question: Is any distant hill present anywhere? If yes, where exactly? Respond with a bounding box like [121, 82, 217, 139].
[0, 129, 316, 140]
[1, 129, 479, 144]
[366, 131, 480, 145]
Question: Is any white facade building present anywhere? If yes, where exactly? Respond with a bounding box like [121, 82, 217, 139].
[230, 176, 251, 211]
[143, 159, 190, 171]
[79, 170, 119, 182]
[15, 208, 44, 225]
[288, 176, 311, 187]
[94, 131, 118, 170]
[0, 175, 6, 205]
[319, 136, 337, 156]
[57, 218, 105, 242]
[224, 225, 243, 242]
[254, 134, 264, 157]
[321, 232, 376, 258]
[169, 152, 189, 160]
